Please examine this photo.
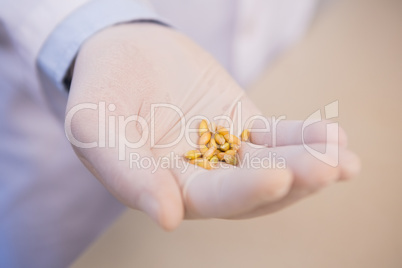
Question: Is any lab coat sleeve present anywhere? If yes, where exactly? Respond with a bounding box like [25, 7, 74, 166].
[0, 0, 165, 115]
[36, 0, 166, 93]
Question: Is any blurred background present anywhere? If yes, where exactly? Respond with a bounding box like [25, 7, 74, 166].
[73, 0, 402, 267]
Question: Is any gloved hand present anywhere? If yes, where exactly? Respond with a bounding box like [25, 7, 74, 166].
[66, 23, 360, 230]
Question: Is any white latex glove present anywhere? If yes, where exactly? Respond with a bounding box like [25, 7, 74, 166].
[66, 23, 360, 230]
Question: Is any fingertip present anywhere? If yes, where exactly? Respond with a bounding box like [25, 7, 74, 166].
[290, 151, 341, 191]
[136, 189, 184, 231]
[157, 197, 184, 232]
[339, 151, 361, 181]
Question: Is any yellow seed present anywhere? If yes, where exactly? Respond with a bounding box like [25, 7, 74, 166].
[208, 136, 218, 148]
[210, 155, 219, 163]
[223, 154, 237, 165]
[209, 157, 219, 168]
[199, 120, 209, 137]
[216, 152, 225, 161]
[241, 129, 250, 142]
[215, 133, 225, 145]
[184, 150, 202, 160]
[230, 143, 240, 151]
[219, 142, 230, 152]
[208, 122, 217, 133]
[187, 124, 242, 170]
[193, 158, 212, 170]
[203, 147, 216, 160]
[199, 145, 208, 154]
[217, 126, 229, 136]
[199, 131, 211, 145]
[224, 133, 241, 145]
[225, 150, 236, 156]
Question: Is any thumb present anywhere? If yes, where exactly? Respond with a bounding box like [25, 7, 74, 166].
[65, 97, 184, 230]
[72, 144, 184, 231]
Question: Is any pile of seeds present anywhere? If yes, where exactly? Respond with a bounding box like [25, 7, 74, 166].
[184, 120, 250, 170]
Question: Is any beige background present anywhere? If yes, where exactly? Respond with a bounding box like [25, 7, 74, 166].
[73, 0, 402, 267]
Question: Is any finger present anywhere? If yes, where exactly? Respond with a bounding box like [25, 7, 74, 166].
[231, 143, 360, 219]
[226, 187, 310, 219]
[66, 116, 184, 230]
[72, 144, 184, 231]
[249, 119, 348, 148]
[338, 150, 361, 181]
[240, 142, 359, 190]
[65, 93, 184, 230]
[171, 161, 293, 219]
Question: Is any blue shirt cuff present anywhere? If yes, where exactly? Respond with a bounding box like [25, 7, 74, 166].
[37, 0, 167, 93]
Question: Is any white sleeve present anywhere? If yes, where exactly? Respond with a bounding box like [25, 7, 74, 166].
[1, 0, 92, 67]
[36, 0, 167, 93]
[1, 0, 167, 116]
